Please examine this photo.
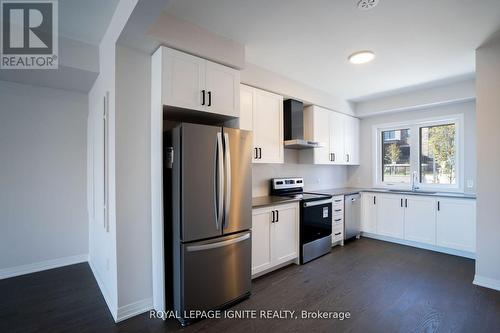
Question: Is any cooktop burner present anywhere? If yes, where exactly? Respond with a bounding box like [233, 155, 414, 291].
[270, 177, 332, 202]
[284, 192, 331, 201]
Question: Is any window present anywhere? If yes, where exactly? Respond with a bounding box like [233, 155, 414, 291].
[420, 124, 456, 185]
[382, 128, 411, 183]
[375, 115, 462, 191]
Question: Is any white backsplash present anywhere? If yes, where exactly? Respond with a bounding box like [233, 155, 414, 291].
[252, 150, 350, 197]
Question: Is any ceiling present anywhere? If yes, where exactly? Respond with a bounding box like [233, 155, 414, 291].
[165, 0, 500, 101]
[59, 0, 120, 44]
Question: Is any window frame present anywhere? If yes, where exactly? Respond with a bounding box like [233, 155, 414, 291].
[373, 114, 464, 192]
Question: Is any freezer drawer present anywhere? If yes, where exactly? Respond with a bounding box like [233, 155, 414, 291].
[178, 231, 251, 321]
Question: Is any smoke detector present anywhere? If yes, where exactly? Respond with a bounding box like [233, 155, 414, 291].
[357, 0, 379, 10]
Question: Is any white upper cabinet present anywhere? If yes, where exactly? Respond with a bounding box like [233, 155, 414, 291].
[156, 46, 240, 118]
[330, 112, 345, 165]
[239, 84, 284, 164]
[302, 105, 360, 165]
[205, 60, 240, 117]
[162, 47, 205, 111]
[344, 115, 360, 165]
[303, 106, 331, 164]
[238, 84, 254, 131]
[436, 198, 476, 252]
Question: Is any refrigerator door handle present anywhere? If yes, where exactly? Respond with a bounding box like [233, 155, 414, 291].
[223, 132, 231, 229]
[186, 233, 250, 252]
[216, 132, 224, 230]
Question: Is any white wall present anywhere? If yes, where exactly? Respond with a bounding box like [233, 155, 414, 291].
[147, 12, 245, 69]
[0, 80, 88, 277]
[242, 63, 354, 116]
[348, 101, 476, 193]
[115, 45, 153, 310]
[87, 0, 139, 322]
[253, 150, 349, 197]
[354, 77, 475, 117]
[474, 35, 500, 290]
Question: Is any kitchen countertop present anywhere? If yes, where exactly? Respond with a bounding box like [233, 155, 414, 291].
[252, 195, 301, 208]
[360, 188, 476, 199]
[314, 187, 364, 196]
[252, 187, 476, 208]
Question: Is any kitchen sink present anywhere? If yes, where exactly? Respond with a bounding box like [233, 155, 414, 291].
[387, 189, 437, 195]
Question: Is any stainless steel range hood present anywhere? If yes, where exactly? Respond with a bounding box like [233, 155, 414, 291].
[283, 99, 323, 149]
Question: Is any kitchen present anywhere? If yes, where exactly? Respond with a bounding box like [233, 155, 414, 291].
[1, 1, 499, 332]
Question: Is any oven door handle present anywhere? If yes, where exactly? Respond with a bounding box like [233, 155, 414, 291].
[303, 199, 333, 207]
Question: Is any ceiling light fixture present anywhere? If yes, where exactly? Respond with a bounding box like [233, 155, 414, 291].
[357, 0, 379, 10]
[348, 51, 375, 64]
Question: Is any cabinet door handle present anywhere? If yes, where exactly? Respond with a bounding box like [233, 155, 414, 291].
[271, 210, 275, 223]
[334, 199, 342, 203]
[400, 198, 403, 207]
[201, 90, 206, 105]
[258, 147, 262, 159]
[437, 201, 440, 211]
[335, 232, 342, 236]
[276, 210, 279, 222]
[405, 198, 408, 208]
[373, 196, 376, 205]
[207, 91, 212, 106]
[332, 153, 335, 162]
[254, 148, 258, 159]
[346, 154, 350, 162]
[334, 218, 342, 222]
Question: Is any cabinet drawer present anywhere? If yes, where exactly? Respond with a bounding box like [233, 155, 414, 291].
[332, 224, 343, 243]
[332, 196, 344, 203]
[333, 216, 343, 225]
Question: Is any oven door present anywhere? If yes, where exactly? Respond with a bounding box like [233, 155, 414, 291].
[301, 199, 333, 244]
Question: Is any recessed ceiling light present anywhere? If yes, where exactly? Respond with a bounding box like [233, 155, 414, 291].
[348, 51, 375, 64]
[357, 0, 379, 10]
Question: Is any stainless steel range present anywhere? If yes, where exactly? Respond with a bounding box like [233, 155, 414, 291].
[271, 178, 333, 263]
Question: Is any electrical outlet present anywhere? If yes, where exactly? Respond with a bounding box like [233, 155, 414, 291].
[467, 179, 474, 189]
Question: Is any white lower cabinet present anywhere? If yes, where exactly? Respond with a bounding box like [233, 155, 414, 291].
[361, 192, 476, 257]
[251, 202, 299, 277]
[436, 198, 476, 252]
[361, 193, 377, 233]
[332, 195, 344, 245]
[404, 196, 436, 245]
[376, 194, 404, 238]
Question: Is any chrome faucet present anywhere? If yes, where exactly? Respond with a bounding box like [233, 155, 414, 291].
[411, 171, 419, 191]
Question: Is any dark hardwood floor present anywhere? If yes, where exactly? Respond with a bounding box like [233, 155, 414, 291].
[2, 238, 500, 333]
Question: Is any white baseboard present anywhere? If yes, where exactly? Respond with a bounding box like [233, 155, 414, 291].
[88, 259, 118, 322]
[116, 298, 153, 323]
[0, 254, 88, 280]
[361, 232, 475, 259]
[473, 275, 500, 292]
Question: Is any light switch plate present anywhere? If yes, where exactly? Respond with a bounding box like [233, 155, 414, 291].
[467, 179, 474, 188]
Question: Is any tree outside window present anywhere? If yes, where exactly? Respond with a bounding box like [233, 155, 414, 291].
[420, 124, 456, 184]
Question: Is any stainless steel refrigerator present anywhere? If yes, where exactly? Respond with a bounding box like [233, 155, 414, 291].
[165, 122, 252, 326]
